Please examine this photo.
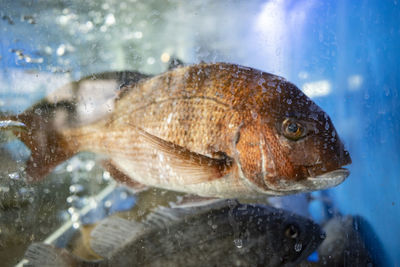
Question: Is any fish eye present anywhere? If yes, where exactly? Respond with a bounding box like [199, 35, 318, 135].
[284, 224, 299, 239]
[282, 118, 306, 141]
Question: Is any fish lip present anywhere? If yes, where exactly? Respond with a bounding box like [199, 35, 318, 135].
[0, 120, 27, 132]
[305, 168, 349, 190]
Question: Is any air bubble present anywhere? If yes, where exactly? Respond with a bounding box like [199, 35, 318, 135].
[294, 242, 302, 252]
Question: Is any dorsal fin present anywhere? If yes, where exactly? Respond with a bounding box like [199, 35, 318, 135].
[90, 217, 143, 258]
[168, 57, 185, 70]
[24, 243, 76, 267]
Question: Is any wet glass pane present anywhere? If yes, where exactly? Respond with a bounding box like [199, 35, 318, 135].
[0, 0, 398, 266]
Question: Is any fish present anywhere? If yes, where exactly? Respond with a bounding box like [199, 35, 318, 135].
[1, 62, 351, 197]
[23, 200, 325, 267]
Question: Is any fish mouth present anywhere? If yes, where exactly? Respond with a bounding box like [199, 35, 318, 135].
[0, 120, 27, 132]
[258, 168, 349, 196]
[304, 168, 349, 190]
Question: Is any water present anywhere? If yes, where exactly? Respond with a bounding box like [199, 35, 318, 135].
[0, 0, 399, 266]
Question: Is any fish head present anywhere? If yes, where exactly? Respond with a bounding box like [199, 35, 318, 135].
[234, 73, 351, 195]
[266, 208, 325, 265]
[232, 204, 324, 265]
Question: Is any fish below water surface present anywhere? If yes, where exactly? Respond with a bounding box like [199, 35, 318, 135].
[23, 201, 325, 267]
[1, 62, 351, 197]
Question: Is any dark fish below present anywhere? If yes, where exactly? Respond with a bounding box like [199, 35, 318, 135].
[1, 62, 351, 197]
[23, 200, 325, 267]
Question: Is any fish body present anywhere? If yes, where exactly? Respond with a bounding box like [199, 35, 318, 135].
[24, 201, 325, 267]
[4, 63, 351, 197]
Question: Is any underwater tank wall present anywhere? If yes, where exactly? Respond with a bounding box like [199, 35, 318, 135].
[0, 0, 399, 266]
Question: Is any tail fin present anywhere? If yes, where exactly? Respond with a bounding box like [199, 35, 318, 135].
[0, 101, 79, 182]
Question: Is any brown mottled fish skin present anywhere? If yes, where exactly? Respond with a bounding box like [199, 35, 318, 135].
[4, 63, 351, 197]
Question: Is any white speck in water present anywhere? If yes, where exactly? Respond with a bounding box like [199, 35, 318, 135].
[69, 184, 84, 194]
[105, 14, 115, 25]
[302, 80, 331, 97]
[8, 172, 20, 180]
[72, 222, 80, 229]
[66, 164, 73, 172]
[67, 207, 75, 215]
[161, 52, 170, 63]
[147, 57, 155, 65]
[233, 239, 243, 248]
[133, 31, 143, 39]
[298, 71, 309, 79]
[104, 200, 112, 208]
[103, 171, 111, 181]
[120, 191, 128, 199]
[56, 44, 66, 56]
[294, 242, 302, 252]
[71, 213, 80, 222]
[85, 160, 95, 171]
[347, 75, 363, 91]
[66, 195, 80, 204]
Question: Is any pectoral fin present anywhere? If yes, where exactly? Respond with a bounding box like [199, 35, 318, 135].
[132, 126, 233, 185]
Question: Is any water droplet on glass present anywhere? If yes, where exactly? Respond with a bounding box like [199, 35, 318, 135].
[8, 172, 20, 180]
[66, 195, 79, 204]
[103, 171, 111, 181]
[233, 239, 243, 248]
[104, 200, 112, 208]
[120, 191, 128, 200]
[69, 184, 84, 194]
[251, 111, 258, 119]
[147, 57, 155, 65]
[68, 207, 76, 215]
[85, 160, 95, 171]
[71, 213, 79, 222]
[294, 242, 302, 252]
[105, 14, 115, 26]
[57, 44, 66, 56]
